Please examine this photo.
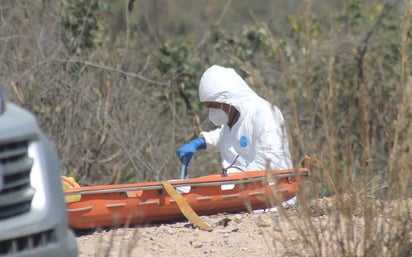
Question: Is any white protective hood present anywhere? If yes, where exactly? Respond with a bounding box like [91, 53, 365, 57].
[198, 65, 293, 172]
[199, 65, 260, 111]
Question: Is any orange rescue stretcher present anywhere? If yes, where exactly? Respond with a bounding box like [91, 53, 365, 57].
[63, 167, 310, 230]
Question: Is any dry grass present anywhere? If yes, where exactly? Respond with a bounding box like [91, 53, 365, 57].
[1, 0, 412, 256]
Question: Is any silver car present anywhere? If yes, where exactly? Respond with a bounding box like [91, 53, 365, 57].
[0, 84, 77, 257]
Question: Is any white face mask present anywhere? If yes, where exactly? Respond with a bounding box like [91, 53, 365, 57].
[208, 108, 228, 126]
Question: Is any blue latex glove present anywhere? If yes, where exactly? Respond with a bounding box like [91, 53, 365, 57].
[177, 137, 205, 166]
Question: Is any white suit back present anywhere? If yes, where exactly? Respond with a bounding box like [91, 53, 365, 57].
[199, 65, 293, 173]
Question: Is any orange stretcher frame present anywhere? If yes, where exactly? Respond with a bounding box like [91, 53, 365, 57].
[64, 168, 309, 229]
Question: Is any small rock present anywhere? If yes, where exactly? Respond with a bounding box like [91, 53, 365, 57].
[256, 217, 272, 227]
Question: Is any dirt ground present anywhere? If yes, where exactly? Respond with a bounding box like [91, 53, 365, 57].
[75, 210, 302, 257]
[74, 197, 412, 257]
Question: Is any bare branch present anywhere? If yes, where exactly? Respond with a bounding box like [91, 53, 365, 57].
[54, 58, 167, 86]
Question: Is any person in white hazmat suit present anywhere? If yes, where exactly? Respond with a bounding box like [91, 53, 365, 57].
[177, 65, 296, 211]
[177, 64, 293, 173]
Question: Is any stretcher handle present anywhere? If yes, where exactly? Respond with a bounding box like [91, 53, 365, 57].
[180, 157, 188, 179]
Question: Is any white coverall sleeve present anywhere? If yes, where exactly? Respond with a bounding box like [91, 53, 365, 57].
[199, 127, 222, 152]
[246, 108, 292, 170]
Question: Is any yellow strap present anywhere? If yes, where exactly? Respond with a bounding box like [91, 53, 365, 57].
[61, 176, 81, 203]
[162, 181, 213, 231]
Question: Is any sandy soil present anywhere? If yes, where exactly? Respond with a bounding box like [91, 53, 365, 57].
[75, 210, 301, 257]
[74, 197, 412, 257]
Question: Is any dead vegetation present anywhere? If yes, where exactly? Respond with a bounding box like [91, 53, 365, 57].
[1, 0, 411, 256]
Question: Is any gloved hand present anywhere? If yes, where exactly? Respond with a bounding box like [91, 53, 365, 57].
[177, 137, 205, 166]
